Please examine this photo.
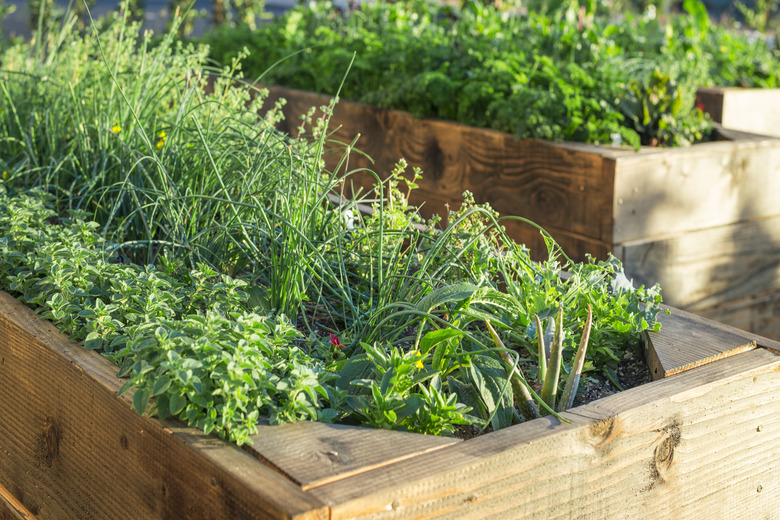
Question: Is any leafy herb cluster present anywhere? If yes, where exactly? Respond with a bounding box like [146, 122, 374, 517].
[198, 0, 780, 147]
[0, 9, 664, 444]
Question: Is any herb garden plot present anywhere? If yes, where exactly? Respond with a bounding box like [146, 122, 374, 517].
[1, 290, 778, 519]
[260, 84, 780, 342]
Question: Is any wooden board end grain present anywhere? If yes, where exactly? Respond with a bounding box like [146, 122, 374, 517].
[0, 292, 327, 520]
[305, 347, 780, 519]
[644, 306, 762, 379]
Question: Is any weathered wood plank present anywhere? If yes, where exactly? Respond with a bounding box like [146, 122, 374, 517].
[643, 306, 762, 380]
[612, 135, 780, 243]
[245, 422, 460, 490]
[616, 215, 780, 310]
[265, 84, 780, 249]
[0, 292, 327, 520]
[697, 288, 780, 345]
[697, 87, 780, 138]
[306, 348, 780, 519]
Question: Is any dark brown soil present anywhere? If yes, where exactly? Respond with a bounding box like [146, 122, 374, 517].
[572, 348, 651, 407]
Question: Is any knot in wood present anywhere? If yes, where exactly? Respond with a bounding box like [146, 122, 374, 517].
[37, 416, 62, 468]
[644, 418, 682, 491]
[589, 416, 620, 452]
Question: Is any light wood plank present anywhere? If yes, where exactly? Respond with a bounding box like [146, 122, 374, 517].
[618, 215, 780, 310]
[644, 307, 756, 379]
[697, 288, 780, 344]
[697, 87, 780, 138]
[612, 134, 780, 243]
[245, 422, 459, 490]
[306, 348, 780, 519]
[0, 292, 327, 520]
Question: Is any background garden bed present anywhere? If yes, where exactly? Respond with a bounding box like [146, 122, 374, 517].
[2, 290, 778, 519]
[697, 87, 780, 137]
[261, 84, 780, 341]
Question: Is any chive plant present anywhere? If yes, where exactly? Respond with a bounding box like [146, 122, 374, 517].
[0, 5, 664, 442]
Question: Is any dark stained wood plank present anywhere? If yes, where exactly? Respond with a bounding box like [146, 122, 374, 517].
[696, 88, 725, 124]
[262, 84, 620, 260]
[617, 215, 780, 310]
[306, 348, 780, 519]
[245, 422, 459, 490]
[0, 292, 327, 520]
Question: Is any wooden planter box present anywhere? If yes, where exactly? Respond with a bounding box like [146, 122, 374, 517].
[262, 85, 780, 340]
[697, 87, 780, 138]
[2, 290, 779, 519]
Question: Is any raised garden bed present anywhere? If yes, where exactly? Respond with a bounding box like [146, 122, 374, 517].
[1, 289, 778, 519]
[261, 84, 780, 340]
[697, 87, 780, 137]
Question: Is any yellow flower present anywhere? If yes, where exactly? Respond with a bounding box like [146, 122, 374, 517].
[156, 140, 164, 149]
[157, 131, 166, 139]
[2, 171, 7, 180]
[111, 125, 121, 134]
[410, 349, 424, 370]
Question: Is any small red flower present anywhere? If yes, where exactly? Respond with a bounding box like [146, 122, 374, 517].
[330, 333, 346, 350]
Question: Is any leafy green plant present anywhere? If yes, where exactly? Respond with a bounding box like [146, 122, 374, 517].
[0, 7, 666, 446]
[200, 0, 725, 147]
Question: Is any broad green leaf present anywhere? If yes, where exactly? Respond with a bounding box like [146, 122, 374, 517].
[336, 353, 372, 391]
[416, 283, 478, 313]
[468, 356, 513, 431]
[133, 388, 150, 416]
[420, 328, 465, 356]
[152, 376, 172, 396]
[84, 331, 103, 350]
[169, 393, 187, 416]
[156, 393, 171, 420]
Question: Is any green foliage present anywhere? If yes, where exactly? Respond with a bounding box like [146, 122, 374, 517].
[0, 9, 667, 444]
[199, 0, 732, 148]
[619, 68, 709, 147]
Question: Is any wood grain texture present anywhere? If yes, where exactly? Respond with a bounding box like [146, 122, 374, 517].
[612, 135, 780, 243]
[262, 84, 780, 261]
[306, 348, 780, 519]
[617, 215, 780, 310]
[0, 482, 36, 520]
[644, 306, 759, 379]
[698, 288, 780, 344]
[245, 421, 459, 490]
[3, 283, 780, 519]
[0, 292, 327, 520]
[697, 87, 780, 137]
